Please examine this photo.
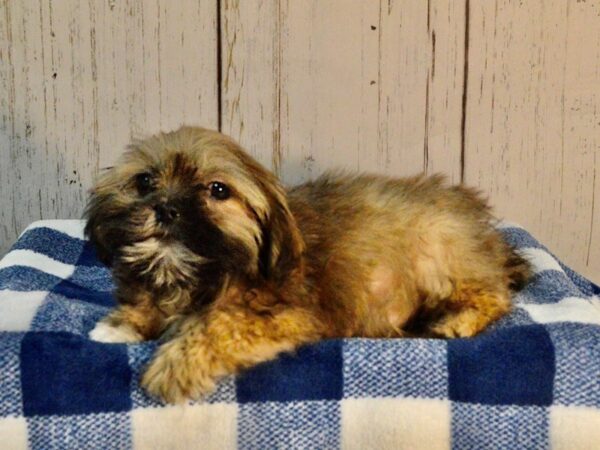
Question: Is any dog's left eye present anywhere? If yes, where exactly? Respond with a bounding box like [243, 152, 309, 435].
[208, 182, 231, 200]
[135, 172, 155, 195]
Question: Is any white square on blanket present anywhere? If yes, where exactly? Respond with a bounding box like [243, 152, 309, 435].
[341, 397, 451, 450]
[0, 416, 28, 450]
[0, 290, 47, 331]
[519, 247, 564, 274]
[521, 296, 600, 326]
[550, 405, 600, 450]
[132, 403, 237, 450]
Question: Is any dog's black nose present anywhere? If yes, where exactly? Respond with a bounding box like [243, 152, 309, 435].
[153, 203, 180, 224]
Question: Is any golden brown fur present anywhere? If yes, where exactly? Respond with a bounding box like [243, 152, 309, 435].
[85, 126, 531, 403]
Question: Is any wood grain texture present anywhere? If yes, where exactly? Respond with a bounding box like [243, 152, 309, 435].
[220, 0, 280, 171]
[0, 0, 217, 255]
[463, 0, 600, 282]
[560, 0, 600, 281]
[1, 0, 598, 282]
[424, 0, 466, 183]
[221, 0, 464, 185]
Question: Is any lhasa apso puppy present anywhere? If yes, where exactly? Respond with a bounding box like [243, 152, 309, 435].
[86, 126, 531, 403]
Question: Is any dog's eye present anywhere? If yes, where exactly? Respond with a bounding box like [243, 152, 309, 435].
[135, 172, 155, 195]
[208, 182, 230, 200]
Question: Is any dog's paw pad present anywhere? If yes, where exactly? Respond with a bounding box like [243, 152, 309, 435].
[89, 321, 143, 343]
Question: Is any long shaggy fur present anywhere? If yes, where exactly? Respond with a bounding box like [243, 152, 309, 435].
[85, 126, 532, 403]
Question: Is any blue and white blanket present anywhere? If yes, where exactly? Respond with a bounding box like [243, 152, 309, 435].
[0, 220, 599, 449]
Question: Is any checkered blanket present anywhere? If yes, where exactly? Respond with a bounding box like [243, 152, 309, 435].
[1, 220, 599, 449]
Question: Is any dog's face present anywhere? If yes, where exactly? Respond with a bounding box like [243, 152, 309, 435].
[85, 127, 303, 295]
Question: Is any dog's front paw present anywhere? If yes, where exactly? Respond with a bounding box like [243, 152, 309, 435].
[89, 321, 143, 343]
[140, 343, 217, 404]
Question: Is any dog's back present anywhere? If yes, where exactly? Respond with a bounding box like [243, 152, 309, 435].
[288, 172, 532, 338]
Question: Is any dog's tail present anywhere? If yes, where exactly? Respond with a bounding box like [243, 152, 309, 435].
[504, 248, 533, 291]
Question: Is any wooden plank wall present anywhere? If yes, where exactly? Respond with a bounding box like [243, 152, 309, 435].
[0, 0, 218, 249]
[464, 0, 600, 282]
[1, 0, 598, 282]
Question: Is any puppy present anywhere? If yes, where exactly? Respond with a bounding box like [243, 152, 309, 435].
[86, 126, 531, 403]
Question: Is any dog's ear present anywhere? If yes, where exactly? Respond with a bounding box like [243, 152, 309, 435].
[83, 191, 116, 267]
[258, 181, 305, 282]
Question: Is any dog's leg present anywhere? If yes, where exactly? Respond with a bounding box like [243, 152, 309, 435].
[90, 303, 166, 343]
[428, 281, 511, 338]
[141, 304, 322, 403]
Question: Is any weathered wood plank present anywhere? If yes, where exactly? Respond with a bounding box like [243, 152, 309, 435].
[91, 0, 219, 166]
[373, 0, 429, 177]
[221, 0, 464, 185]
[464, 0, 600, 281]
[561, 0, 600, 281]
[220, 0, 280, 171]
[1, 0, 597, 283]
[0, 0, 218, 256]
[424, 0, 466, 183]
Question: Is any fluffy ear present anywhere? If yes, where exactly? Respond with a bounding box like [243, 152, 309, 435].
[83, 190, 117, 267]
[258, 183, 305, 282]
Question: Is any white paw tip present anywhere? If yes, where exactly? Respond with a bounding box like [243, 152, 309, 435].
[89, 321, 142, 343]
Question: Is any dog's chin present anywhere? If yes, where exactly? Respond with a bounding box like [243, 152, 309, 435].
[119, 236, 208, 287]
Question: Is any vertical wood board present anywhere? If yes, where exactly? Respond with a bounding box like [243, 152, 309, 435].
[464, 0, 600, 281]
[0, 0, 218, 255]
[221, 0, 464, 185]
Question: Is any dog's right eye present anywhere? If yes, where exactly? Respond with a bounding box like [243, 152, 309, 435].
[135, 172, 155, 195]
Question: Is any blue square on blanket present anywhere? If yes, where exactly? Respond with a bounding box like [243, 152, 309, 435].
[236, 340, 343, 403]
[0, 333, 25, 417]
[238, 400, 340, 448]
[499, 227, 541, 250]
[52, 279, 115, 306]
[0, 267, 62, 292]
[20, 332, 132, 416]
[343, 338, 448, 399]
[68, 265, 114, 293]
[521, 272, 583, 304]
[29, 293, 107, 336]
[547, 323, 600, 408]
[448, 325, 555, 406]
[451, 403, 549, 449]
[12, 228, 84, 265]
[77, 241, 109, 268]
[52, 241, 115, 307]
